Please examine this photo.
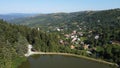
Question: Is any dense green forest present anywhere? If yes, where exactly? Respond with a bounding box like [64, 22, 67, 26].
[0, 8, 120, 68]
[0, 20, 62, 68]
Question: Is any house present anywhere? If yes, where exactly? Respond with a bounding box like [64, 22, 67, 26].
[79, 28, 82, 30]
[64, 34, 70, 38]
[78, 32, 83, 36]
[70, 45, 75, 49]
[77, 38, 80, 41]
[71, 38, 77, 43]
[95, 35, 99, 39]
[57, 28, 60, 31]
[86, 51, 92, 54]
[59, 39, 64, 44]
[73, 30, 77, 34]
[38, 27, 40, 31]
[71, 35, 75, 39]
[83, 44, 90, 50]
[89, 31, 93, 33]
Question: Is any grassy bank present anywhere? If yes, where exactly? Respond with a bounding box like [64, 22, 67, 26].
[11, 57, 27, 68]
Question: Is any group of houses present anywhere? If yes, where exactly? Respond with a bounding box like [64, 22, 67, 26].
[55, 25, 100, 55]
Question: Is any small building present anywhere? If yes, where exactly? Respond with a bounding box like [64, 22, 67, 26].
[64, 34, 70, 38]
[59, 39, 64, 44]
[95, 35, 99, 40]
[57, 28, 60, 31]
[83, 44, 90, 50]
[71, 35, 75, 39]
[38, 27, 40, 31]
[86, 51, 92, 54]
[73, 30, 77, 34]
[71, 38, 77, 43]
[89, 31, 93, 33]
[70, 45, 75, 49]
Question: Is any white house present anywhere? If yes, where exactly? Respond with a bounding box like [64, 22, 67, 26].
[95, 35, 99, 39]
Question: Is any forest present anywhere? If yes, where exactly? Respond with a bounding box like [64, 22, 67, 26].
[0, 20, 62, 68]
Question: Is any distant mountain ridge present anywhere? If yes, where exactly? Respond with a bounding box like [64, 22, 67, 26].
[0, 13, 38, 21]
[9, 8, 120, 27]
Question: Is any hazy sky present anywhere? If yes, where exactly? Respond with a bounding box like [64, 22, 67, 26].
[0, 0, 120, 14]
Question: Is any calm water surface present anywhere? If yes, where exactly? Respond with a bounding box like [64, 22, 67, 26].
[19, 55, 115, 68]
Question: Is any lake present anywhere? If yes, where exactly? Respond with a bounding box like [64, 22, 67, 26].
[18, 55, 115, 68]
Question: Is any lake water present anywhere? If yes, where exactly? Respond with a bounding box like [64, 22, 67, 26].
[18, 55, 115, 68]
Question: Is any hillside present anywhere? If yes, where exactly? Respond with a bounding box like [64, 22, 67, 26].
[10, 8, 120, 44]
[11, 9, 120, 28]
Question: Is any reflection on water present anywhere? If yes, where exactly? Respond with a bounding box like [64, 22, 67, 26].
[19, 55, 115, 68]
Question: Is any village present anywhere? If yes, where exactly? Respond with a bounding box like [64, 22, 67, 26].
[52, 23, 100, 55]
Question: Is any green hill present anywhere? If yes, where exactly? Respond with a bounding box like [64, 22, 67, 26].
[11, 8, 120, 42]
[11, 9, 120, 28]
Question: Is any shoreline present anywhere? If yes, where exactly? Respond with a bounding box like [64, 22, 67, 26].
[25, 52, 119, 67]
[24, 44, 119, 67]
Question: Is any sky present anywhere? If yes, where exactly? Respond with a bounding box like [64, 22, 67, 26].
[0, 0, 120, 14]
